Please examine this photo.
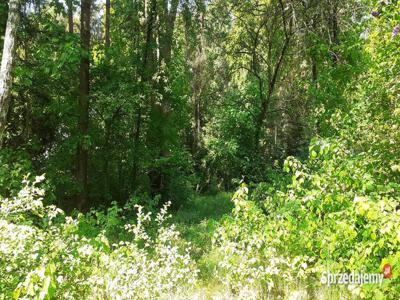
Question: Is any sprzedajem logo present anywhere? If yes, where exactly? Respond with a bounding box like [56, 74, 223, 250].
[321, 263, 393, 286]
[382, 263, 392, 279]
[320, 271, 383, 286]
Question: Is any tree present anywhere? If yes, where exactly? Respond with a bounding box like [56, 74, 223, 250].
[67, 0, 74, 34]
[253, 0, 293, 149]
[131, 0, 158, 187]
[226, 0, 293, 151]
[145, 0, 180, 198]
[76, 0, 91, 210]
[182, 0, 207, 153]
[0, 0, 20, 146]
[105, 0, 110, 48]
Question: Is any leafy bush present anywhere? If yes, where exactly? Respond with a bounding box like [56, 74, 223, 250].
[0, 176, 198, 299]
[209, 3, 400, 297]
[0, 150, 34, 198]
[211, 131, 399, 298]
[94, 203, 198, 299]
[212, 184, 309, 299]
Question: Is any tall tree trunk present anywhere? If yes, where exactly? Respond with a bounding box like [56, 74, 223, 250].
[330, 0, 339, 45]
[145, 0, 179, 198]
[131, 0, 157, 186]
[327, 0, 340, 63]
[310, 1, 319, 82]
[157, 0, 179, 141]
[193, 0, 206, 151]
[254, 0, 292, 148]
[254, 35, 290, 147]
[76, 0, 91, 210]
[67, 0, 74, 34]
[101, 0, 111, 198]
[159, 0, 179, 67]
[0, 0, 20, 146]
[302, 0, 318, 83]
[105, 0, 110, 48]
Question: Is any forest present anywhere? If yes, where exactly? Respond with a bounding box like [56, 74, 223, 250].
[0, 0, 399, 299]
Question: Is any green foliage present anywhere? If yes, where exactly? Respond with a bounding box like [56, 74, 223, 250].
[211, 184, 309, 298]
[207, 3, 400, 296]
[211, 132, 399, 298]
[0, 150, 33, 197]
[208, 3, 400, 292]
[0, 177, 198, 299]
[1, 0, 399, 298]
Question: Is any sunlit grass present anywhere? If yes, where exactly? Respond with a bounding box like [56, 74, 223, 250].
[172, 192, 233, 224]
[170, 192, 358, 300]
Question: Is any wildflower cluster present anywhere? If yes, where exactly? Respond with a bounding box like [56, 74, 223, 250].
[0, 177, 198, 299]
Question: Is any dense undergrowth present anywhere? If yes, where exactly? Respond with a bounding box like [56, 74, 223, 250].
[1, 96, 399, 298]
[0, 176, 198, 299]
[1, 0, 400, 299]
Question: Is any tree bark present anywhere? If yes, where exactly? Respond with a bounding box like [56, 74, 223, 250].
[159, 0, 179, 67]
[105, 0, 110, 48]
[67, 0, 74, 34]
[0, 0, 20, 146]
[327, 0, 340, 63]
[145, 0, 179, 197]
[254, 31, 290, 147]
[330, 0, 339, 46]
[254, 0, 292, 148]
[193, 0, 206, 151]
[131, 0, 157, 186]
[76, 0, 91, 210]
[157, 0, 179, 136]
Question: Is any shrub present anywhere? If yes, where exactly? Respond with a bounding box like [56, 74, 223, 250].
[212, 184, 308, 299]
[0, 176, 198, 299]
